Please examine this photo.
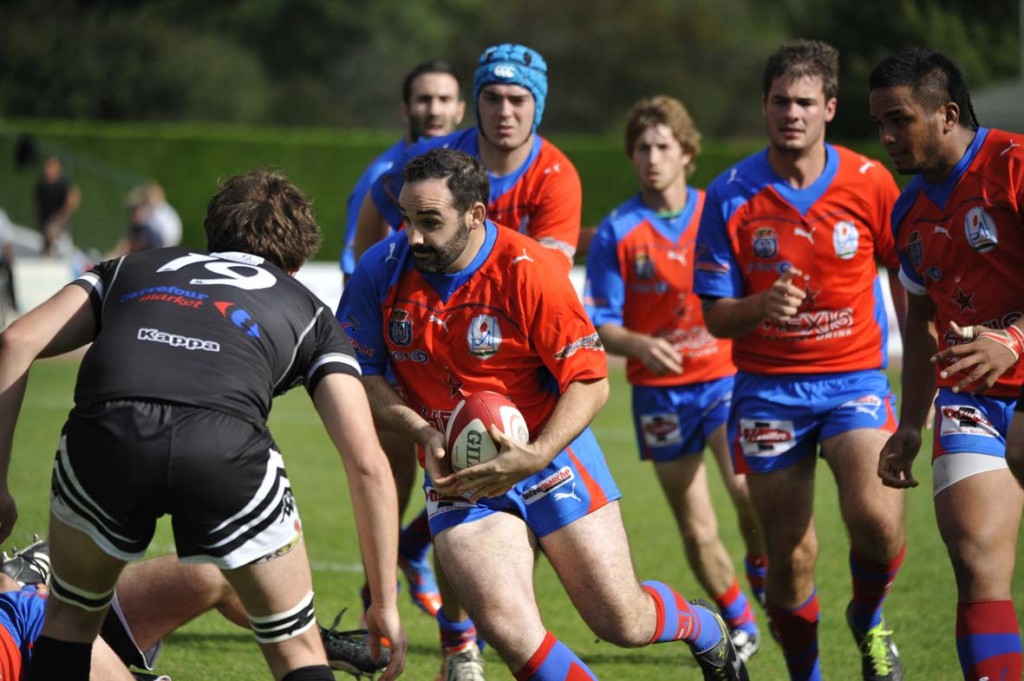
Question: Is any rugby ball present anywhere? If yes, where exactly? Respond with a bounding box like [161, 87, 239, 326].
[444, 392, 530, 472]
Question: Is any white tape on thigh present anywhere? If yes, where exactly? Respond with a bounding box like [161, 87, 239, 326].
[50, 567, 116, 612]
[249, 590, 316, 644]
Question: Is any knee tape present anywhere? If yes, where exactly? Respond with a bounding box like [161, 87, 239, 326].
[250, 591, 317, 644]
[50, 567, 116, 612]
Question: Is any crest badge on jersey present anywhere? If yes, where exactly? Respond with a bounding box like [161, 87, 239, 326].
[905, 231, 923, 269]
[388, 309, 413, 347]
[467, 314, 502, 359]
[633, 250, 655, 280]
[833, 220, 859, 260]
[752, 227, 778, 259]
[964, 207, 998, 253]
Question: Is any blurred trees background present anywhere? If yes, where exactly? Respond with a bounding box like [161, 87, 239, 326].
[1, 0, 1019, 139]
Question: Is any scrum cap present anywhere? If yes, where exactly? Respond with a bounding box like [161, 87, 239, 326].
[474, 43, 548, 132]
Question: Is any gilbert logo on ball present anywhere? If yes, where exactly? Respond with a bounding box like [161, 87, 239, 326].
[445, 392, 530, 472]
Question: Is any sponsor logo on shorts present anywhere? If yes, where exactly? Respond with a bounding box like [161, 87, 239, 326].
[424, 486, 475, 519]
[137, 328, 220, 352]
[552, 482, 582, 504]
[738, 418, 796, 457]
[840, 394, 883, 419]
[553, 333, 603, 359]
[641, 412, 682, 447]
[522, 466, 575, 505]
[939, 405, 1000, 438]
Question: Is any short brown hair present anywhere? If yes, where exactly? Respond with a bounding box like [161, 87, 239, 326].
[204, 170, 321, 272]
[763, 39, 840, 102]
[624, 96, 701, 178]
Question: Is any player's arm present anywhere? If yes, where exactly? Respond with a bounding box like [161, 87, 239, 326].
[312, 373, 407, 678]
[878, 291, 937, 489]
[0, 284, 94, 543]
[702, 267, 806, 338]
[525, 162, 583, 271]
[597, 323, 681, 375]
[352, 192, 393, 264]
[457, 377, 609, 501]
[362, 374, 454, 493]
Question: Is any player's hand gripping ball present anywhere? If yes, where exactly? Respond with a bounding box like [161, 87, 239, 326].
[444, 392, 530, 472]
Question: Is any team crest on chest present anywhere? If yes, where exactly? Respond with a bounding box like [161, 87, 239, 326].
[467, 314, 502, 359]
[905, 231, 923, 270]
[964, 207, 998, 253]
[633, 250, 655, 280]
[752, 227, 778, 258]
[833, 220, 859, 260]
[388, 309, 413, 347]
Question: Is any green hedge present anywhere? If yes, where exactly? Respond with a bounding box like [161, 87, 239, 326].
[0, 120, 889, 263]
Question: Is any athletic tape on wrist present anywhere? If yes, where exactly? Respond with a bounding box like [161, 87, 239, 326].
[978, 326, 1024, 363]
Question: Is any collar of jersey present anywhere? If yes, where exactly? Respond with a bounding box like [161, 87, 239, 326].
[466, 133, 543, 201]
[634, 187, 699, 241]
[758, 144, 839, 217]
[420, 220, 500, 303]
[909, 127, 989, 211]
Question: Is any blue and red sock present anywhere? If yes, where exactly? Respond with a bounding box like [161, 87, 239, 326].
[514, 631, 597, 681]
[398, 509, 433, 563]
[956, 600, 1023, 681]
[744, 553, 768, 606]
[766, 589, 821, 681]
[437, 610, 478, 655]
[848, 544, 905, 633]
[641, 580, 722, 652]
[713, 578, 758, 636]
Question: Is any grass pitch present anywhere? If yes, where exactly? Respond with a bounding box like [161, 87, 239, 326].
[8, 357, 1024, 679]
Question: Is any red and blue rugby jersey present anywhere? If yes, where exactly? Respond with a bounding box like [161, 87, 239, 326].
[584, 190, 735, 386]
[893, 127, 1024, 397]
[370, 129, 582, 272]
[693, 144, 900, 375]
[337, 220, 606, 435]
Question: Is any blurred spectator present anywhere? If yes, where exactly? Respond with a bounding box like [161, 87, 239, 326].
[108, 182, 181, 257]
[34, 155, 81, 257]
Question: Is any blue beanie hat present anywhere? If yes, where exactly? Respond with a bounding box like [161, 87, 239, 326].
[473, 44, 548, 132]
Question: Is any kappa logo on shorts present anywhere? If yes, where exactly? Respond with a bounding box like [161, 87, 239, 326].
[137, 328, 220, 352]
[738, 418, 796, 457]
[522, 466, 575, 505]
[939, 405, 1000, 438]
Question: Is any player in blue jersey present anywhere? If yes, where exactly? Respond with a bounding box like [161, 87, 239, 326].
[342, 59, 466, 630]
[694, 40, 908, 681]
[0, 170, 406, 681]
[340, 148, 749, 681]
[871, 48, 1024, 681]
[341, 60, 466, 278]
[584, 95, 766, 663]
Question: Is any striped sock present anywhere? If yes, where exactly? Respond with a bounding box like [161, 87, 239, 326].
[766, 589, 821, 681]
[956, 600, 1023, 681]
[437, 610, 478, 655]
[713, 578, 758, 636]
[514, 631, 597, 681]
[398, 509, 433, 563]
[848, 544, 905, 633]
[744, 553, 768, 606]
[641, 580, 722, 652]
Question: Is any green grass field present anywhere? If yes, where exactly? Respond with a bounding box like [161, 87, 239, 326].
[8, 358, 1024, 680]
